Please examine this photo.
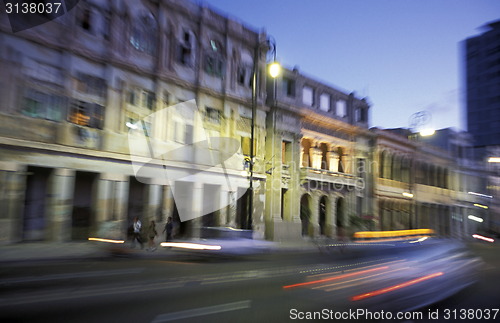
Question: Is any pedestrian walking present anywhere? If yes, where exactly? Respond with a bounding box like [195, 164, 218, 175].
[131, 216, 144, 249]
[147, 220, 157, 251]
[163, 217, 173, 242]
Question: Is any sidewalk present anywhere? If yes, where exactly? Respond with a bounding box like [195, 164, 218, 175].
[0, 238, 321, 264]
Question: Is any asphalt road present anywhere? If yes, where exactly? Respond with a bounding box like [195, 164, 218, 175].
[0, 241, 498, 323]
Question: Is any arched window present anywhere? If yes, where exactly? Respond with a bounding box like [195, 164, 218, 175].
[130, 12, 157, 55]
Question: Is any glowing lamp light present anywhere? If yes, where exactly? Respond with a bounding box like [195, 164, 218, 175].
[420, 128, 435, 136]
[402, 192, 414, 198]
[268, 62, 281, 78]
[488, 157, 500, 163]
[468, 215, 484, 223]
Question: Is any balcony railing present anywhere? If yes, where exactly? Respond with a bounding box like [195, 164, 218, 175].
[300, 167, 360, 187]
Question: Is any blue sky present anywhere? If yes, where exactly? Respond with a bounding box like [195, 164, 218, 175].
[201, 0, 500, 131]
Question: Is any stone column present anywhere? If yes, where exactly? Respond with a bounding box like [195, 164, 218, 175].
[328, 151, 339, 172]
[190, 181, 203, 238]
[0, 162, 26, 243]
[92, 174, 128, 240]
[47, 168, 75, 242]
[309, 147, 322, 169]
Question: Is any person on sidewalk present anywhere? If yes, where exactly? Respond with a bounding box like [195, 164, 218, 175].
[147, 220, 158, 251]
[163, 217, 173, 242]
[131, 217, 144, 249]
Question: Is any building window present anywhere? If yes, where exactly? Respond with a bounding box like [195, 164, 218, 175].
[283, 78, 296, 97]
[75, 72, 106, 97]
[205, 107, 221, 124]
[102, 14, 110, 40]
[130, 13, 157, 55]
[319, 93, 330, 112]
[127, 88, 155, 110]
[282, 140, 292, 164]
[178, 30, 193, 66]
[355, 107, 367, 122]
[336, 100, 347, 117]
[237, 66, 252, 87]
[79, 8, 92, 32]
[302, 86, 314, 106]
[22, 89, 66, 121]
[205, 55, 223, 77]
[68, 100, 104, 129]
[126, 118, 152, 136]
[204, 40, 224, 77]
[241, 136, 251, 156]
[141, 90, 155, 110]
[173, 121, 192, 144]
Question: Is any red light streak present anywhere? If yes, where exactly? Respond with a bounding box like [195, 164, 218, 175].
[283, 266, 389, 289]
[350, 272, 444, 301]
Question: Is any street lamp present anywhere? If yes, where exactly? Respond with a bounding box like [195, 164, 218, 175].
[247, 37, 280, 230]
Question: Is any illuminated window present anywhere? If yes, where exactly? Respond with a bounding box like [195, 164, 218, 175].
[68, 100, 104, 129]
[241, 137, 251, 156]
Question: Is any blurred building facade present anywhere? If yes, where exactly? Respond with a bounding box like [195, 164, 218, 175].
[0, 0, 272, 242]
[373, 128, 495, 238]
[0, 1, 497, 244]
[264, 67, 372, 240]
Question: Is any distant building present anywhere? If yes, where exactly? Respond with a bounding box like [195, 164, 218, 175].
[372, 127, 494, 237]
[264, 67, 372, 240]
[464, 20, 500, 159]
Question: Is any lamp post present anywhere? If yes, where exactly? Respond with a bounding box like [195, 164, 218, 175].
[247, 38, 280, 230]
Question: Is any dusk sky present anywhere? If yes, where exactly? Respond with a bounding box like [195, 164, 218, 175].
[202, 0, 500, 132]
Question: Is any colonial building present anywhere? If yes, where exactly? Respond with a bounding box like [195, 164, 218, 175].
[373, 127, 492, 238]
[0, 0, 272, 242]
[264, 67, 372, 240]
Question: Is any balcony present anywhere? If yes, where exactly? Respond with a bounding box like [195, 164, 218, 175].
[300, 167, 360, 188]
